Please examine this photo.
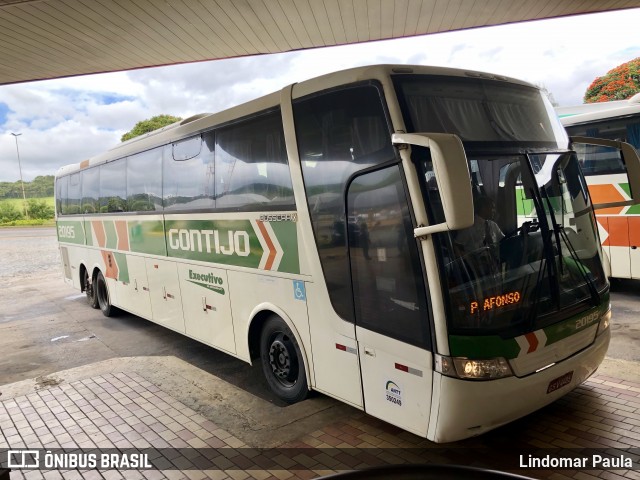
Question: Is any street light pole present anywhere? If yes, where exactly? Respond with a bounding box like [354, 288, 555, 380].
[10, 132, 29, 219]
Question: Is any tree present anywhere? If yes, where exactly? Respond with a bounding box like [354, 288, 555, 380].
[0, 203, 23, 222]
[584, 57, 640, 103]
[121, 114, 182, 142]
[27, 199, 54, 219]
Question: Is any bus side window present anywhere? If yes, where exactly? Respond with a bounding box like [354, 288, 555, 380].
[163, 135, 215, 211]
[127, 147, 163, 212]
[215, 110, 294, 210]
[56, 175, 69, 215]
[81, 167, 100, 214]
[67, 173, 82, 215]
[99, 159, 127, 213]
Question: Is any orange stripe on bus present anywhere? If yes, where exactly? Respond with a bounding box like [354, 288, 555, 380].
[629, 217, 640, 248]
[256, 220, 276, 270]
[589, 184, 625, 215]
[606, 217, 630, 247]
[92, 221, 106, 248]
[525, 332, 539, 353]
[114, 220, 129, 251]
[80, 160, 90, 169]
[101, 251, 119, 280]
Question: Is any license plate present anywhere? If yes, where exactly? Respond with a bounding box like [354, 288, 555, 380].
[547, 371, 573, 394]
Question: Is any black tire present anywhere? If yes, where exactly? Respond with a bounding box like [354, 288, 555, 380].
[83, 268, 99, 309]
[95, 271, 116, 317]
[260, 316, 309, 404]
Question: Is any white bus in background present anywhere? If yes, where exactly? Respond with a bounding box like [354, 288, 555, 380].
[56, 65, 640, 443]
[558, 93, 640, 279]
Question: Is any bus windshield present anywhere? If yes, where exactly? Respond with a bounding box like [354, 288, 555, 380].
[394, 75, 607, 336]
[419, 151, 607, 336]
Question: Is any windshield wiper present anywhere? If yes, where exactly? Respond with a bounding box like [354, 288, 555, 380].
[539, 182, 601, 307]
[555, 220, 600, 306]
[526, 187, 555, 330]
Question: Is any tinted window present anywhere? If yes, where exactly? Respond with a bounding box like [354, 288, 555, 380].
[294, 84, 395, 321]
[127, 148, 163, 212]
[99, 159, 127, 213]
[81, 167, 100, 214]
[572, 143, 627, 176]
[348, 165, 429, 347]
[67, 173, 82, 215]
[56, 175, 69, 216]
[163, 135, 215, 211]
[215, 110, 294, 210]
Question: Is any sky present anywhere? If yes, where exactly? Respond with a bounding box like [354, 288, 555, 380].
[0, 8, 638, 183]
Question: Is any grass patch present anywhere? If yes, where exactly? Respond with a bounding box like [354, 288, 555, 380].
[0, 197, 54, 209]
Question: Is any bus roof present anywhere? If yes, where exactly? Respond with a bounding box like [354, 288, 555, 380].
[56, 64, 537, 178]
[558, 93, 640, 126]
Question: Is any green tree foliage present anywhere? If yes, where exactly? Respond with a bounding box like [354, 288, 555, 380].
[0, 203, 23, 222]
[0, 175, 54, 199]
[121, 114, 183, 142]
[27, 199, 54, 219]
[584, 57, 640, 103]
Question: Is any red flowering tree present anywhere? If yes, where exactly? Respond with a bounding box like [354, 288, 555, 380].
[584, 57, 640, 103]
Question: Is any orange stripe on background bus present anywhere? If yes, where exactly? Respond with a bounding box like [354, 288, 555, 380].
[589, 184, 626, 215]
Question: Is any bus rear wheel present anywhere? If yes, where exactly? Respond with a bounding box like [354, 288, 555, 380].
[95, 271, 116, 317]
[260, 316, 309, 404]
[83, 269, 99, 309]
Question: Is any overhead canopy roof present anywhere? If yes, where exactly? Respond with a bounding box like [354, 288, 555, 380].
[1, 0, 639, 86]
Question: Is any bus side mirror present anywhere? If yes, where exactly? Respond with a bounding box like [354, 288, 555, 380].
[570, 136, 640, 210]
[392, 132, 474, 237]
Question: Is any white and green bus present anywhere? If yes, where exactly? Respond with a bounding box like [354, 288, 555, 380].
[558, 94, 640, 280]
[55, 65, 640, 443]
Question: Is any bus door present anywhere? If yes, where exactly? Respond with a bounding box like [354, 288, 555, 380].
[347, 164, 433, 437]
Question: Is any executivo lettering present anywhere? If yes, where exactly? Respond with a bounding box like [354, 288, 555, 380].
[187, 269, 225, 295]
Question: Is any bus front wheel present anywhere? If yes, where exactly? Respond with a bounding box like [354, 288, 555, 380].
[96, 271, 116, 317]
[260, 316, 309, 404]
[83, 269, 99, 309]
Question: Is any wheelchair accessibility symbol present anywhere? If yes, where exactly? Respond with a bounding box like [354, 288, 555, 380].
[293, 280, 306, 301]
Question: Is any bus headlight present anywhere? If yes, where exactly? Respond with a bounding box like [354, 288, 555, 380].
[435, 355, 513, 380]
[597, 309, 611, 336]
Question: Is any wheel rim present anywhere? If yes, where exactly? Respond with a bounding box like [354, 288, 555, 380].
[268, 333, 299, 388]
[97, 276, 108, 308]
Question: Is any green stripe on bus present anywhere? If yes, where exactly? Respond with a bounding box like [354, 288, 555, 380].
[449, 296, 609, 359]
[84, 220, 93, 246]
[164, 219, 299, 274]
[113, 252, 129, 283]
[103, 221, 118, 250]
[129, 220, 166, 256]
[449, 334, 520, 359]
[543, 294, 609, 345]
[515, 188, 535, 216]
[270, 221, 300, 274]
[165, 219, 263, 270]
[56, 220, 86, 245]
[620, 183, 630, 198]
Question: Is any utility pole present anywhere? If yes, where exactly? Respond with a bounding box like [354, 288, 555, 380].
[10, 132, 29, 219]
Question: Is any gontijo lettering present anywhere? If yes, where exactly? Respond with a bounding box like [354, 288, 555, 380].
[168, 228, 250, 256]
[470, 291, 521, 314]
